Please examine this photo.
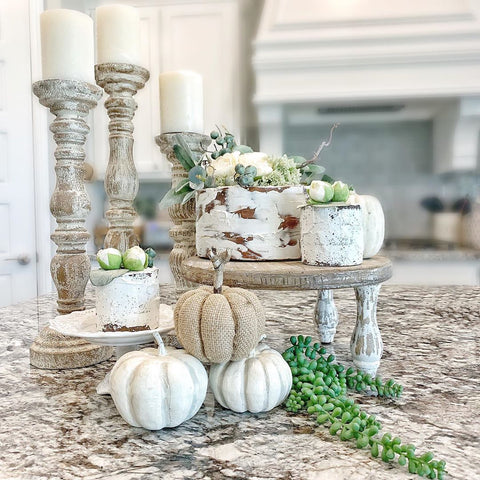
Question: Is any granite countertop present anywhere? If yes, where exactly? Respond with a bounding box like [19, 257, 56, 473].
[381, 248, 480, 262]
[1, 284, 479, 479]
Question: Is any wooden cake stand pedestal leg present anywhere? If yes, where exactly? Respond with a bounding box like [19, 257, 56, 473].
[156, 133, 210, 295]
[30, 79, 113, 369]
[350, 284, 383, 376]
[314, 289, 339, 344]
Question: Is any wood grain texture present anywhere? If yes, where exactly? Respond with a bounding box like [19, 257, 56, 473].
[31, 79, 113, 368]
[182, 255, 392, 290]
[95, 63, 150, 252]
[156, 133, 211, 294]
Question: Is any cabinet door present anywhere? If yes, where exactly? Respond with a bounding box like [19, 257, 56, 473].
[0, 0, 38, 306]
[159, 2, 240, 137]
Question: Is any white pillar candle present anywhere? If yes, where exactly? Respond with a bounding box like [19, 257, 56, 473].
[96, 4, 140, 65]
[159, 70, 204, 133]
[41, 9, 94, 83]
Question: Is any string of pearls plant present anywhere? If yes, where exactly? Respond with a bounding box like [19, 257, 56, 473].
[282, 336, 447, 479]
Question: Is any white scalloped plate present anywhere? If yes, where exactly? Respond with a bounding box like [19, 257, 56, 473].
[49, 304, 174, 346]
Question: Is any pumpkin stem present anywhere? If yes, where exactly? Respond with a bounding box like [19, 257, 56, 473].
[153, 331, 166, 356]
[206, 247, 231, 294]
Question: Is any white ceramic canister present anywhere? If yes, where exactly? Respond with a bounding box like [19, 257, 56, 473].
[431, 212, 462, 244]
[95, 267, 160, 331]
[300, 203, 363, 266]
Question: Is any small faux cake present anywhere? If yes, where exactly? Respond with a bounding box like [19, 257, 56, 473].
[93, 267, 160, 332]
[196, 185, 306, 260]
[300, 203, 363, 267]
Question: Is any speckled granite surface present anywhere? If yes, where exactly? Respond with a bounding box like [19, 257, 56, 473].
[0, 284, 479, 480]
[382, 248, 480, 262]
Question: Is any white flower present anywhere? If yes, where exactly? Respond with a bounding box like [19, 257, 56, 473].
[210, 151, 241, 177]
[238, 152, 273, 176]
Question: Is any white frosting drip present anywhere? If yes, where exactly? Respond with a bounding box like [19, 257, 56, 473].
[95, 267, 159, 330]
[196, 186, 306, 260]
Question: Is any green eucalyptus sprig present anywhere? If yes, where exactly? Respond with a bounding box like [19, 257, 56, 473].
[209, 126, 253, 158]
[283, 335, 447, 479]
[159, 129, 254, 209]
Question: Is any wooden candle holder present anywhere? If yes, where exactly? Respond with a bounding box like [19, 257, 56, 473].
[155, 132, 210, 294]
[95, 63, 149, 252]
[30, 79, 112, 369]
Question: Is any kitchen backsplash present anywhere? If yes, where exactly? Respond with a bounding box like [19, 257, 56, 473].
[284, 120, 479, 240]
[84, 120, 478, 252]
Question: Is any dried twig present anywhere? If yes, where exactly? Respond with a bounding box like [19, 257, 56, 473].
[299, 123, 340, 168]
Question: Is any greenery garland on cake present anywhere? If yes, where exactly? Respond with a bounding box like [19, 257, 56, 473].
[159, 124, 348, 208]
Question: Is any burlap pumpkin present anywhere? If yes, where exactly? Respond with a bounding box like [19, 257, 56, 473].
[174, 249, 265, 363]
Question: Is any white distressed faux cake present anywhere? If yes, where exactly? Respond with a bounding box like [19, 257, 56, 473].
[196, 185, 306, 260]
[300, 203, 364, 267]
[93, 267, 160, 332]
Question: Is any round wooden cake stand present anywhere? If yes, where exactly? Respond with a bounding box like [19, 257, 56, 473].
[182, 255, 392, 375]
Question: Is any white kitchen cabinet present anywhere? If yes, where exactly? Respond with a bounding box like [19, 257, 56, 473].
[433, 98, 480, 174]
[87, 0, 241, 180]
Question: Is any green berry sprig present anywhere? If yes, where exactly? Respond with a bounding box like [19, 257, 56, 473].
[283, 335, 447, 479]
[209, 127, 253, 159]
[234, 164, 257, 187]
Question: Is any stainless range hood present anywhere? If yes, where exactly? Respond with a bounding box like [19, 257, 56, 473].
[253, 0, 480, 172]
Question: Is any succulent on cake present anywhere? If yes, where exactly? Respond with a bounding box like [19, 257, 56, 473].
[306, 180, 354, 205]
[159, 124, 342, 208]
[96, 248, 122, 270]
[122, 246, 148, 271]
[144, 247, 156, 267]
[308, 180, 334, 203]
[95, 246, 156, 272]
[332, 181, 350, 202]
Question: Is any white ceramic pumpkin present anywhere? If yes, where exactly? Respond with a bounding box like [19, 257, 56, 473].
[209, 344, 292, 413]
[348, 192, 385, 258]
[109, 336, 208, 430]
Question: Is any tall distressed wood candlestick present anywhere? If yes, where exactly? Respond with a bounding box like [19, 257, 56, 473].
[156, 133, 210, 293]
[95, 63, 149, 251]
[30, 79, 113, 369]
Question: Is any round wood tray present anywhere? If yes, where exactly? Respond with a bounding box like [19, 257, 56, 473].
[182, 255, 392, 290]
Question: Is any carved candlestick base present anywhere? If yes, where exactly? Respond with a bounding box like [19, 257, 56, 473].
[31, 79, 113, 369]
[156, 133, 210, 294]
[95, 63, 150, 251]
